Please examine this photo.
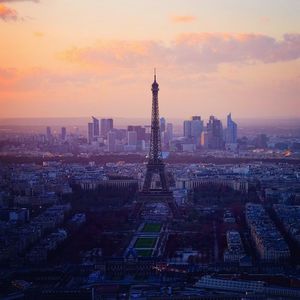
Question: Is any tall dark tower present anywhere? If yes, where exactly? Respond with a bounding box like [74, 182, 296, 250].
[136, 69, 178, 223]
[142, 70, 170, 193]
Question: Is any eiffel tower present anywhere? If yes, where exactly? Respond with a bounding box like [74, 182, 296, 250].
[139, 70, 175, 208]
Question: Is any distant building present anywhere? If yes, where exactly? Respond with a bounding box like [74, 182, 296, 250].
[101, 118, 114, 138]
[107, 131, 116, 152]
[46, 126, 52, 142]
[107, 118, 113, 131]
[182, 143, 195, 152]
[204, 116, 224, 149]
[191, 116, 204, 147]
[160, 117, 166, 132]
[88, 122, 93, 144]
[61, 127, 67, 141]
[127, 130, 137, 146]
[161, 122, 173, 149]
[92, 116, 100, 137]
[255, 133, 268, 148]
[100, 119, 106, 137]
[201, 131, 209, 148]
[183, 117, 203, 148]
[127, 125, 146, 141]
[226, 113, 238, 143]
[166, 123, 173, 141]
[183, 120, 192, 138]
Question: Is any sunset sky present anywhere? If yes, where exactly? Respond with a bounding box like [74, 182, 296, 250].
[0, 0, 299, 119]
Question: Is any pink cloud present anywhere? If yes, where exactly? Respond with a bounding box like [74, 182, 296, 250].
[0, 0, 39, 2]
[0, 0, 39, 22]
[0, 4, 18, 21]
[60, 33, 300, 72]
[174, 33, 300, 65]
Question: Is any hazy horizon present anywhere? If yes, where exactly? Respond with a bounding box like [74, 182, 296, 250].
[0, 116, 299, 130]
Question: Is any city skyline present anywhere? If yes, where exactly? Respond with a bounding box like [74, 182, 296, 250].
[1, 2, 300, 299]
[0, 0, 299, 119]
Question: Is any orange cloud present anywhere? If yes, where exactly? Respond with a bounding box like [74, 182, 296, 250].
[0, 4, 18, 21]
[60, 40, 168, 69]
[171, 15, 197, 23]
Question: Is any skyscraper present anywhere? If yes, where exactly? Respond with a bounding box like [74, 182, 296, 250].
[46, 126, 52, 142]
[100, 119, 106, 137]
[107, 131, 116, 152]
[205, 116, 224, 149]
[127, 125, 146, 141]
[183, 117, 203, 147]
[88, 122, 93, 144]
[166, 123, 173, 140]
[127, 130, 138, 146]
[183, 120, 192, 138]
[162, 122, 174, 150]
[107, 118, 113, 133]
[92, 117, 100, 137]
[192, 116, 201, 121]
[61, 127, 67, 141]
[226, 113, 238, 143]
[160, 117, 166, 132]
[201, 131, 209, 149]
[101, 118, 114, 138]
[191, 116, 204, 147]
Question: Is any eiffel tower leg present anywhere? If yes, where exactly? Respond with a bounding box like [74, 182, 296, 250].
[159, 167, 168, 192]
[143, 169, 153, 192]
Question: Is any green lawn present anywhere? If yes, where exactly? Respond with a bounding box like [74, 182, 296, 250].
[142, 223, 161, 233]
[134, 237, 157, 248]
[136, 249, 153, 257]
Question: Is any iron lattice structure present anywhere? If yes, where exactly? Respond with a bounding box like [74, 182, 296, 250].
[142, 71, 169, 193]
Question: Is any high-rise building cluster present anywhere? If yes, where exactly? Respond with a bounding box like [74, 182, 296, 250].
[42, 113, 237, 154]
[88, 117, 113, 144]
[183, 116, 204, 148]
[45, 126, 68, 144]
[182, 113, 238, 151]
[84, 114, 238, 153]
[85, 115, 174, 153]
